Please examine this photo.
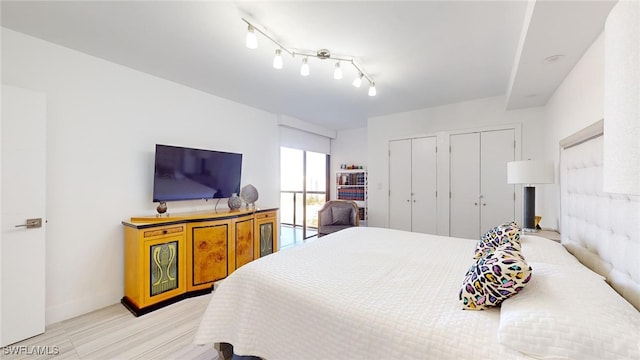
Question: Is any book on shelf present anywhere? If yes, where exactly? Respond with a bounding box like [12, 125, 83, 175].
[337, 172, 366, 186]
[337, 188, 366, 201]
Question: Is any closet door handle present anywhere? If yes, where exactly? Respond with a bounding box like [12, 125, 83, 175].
[474, 202, 478, 206]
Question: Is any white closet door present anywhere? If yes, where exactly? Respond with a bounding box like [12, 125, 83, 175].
[411, 137, 437, 234]
[450, 133, 480, 239]
[389, 139, 412, 231]
[480, 129, 515, 234]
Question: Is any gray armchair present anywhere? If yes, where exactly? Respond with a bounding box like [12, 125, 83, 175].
[317, 200, 360, 237]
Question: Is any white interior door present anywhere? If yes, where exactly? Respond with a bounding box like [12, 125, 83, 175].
[1, 85, 47, 347]
[480, 130, 515, 234]
[450, 133, 480, 239]
[411, 137, 437, 234]
[389, 139, 411, 231]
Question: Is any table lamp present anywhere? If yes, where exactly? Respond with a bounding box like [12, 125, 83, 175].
[507, 160, 554, 232]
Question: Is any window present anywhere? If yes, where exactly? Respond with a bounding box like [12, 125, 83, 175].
[280, 147, 328, 247]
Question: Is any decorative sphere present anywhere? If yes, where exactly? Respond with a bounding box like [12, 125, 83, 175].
[227, 193, 242, 210]
[240, 184, 259, 208]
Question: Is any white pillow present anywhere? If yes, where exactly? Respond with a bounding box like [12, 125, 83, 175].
[499, 262, 640, 360]
[519, 235, 583, 266]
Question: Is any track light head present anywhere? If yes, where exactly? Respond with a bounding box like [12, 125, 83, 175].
[245, 24, 258, 49]
[300, 57, 310, 76]
[352, 73, 363, 88]
[273, 49, 283, 69]
[368, 82, 377, 97]
[334, 62, 343, 80]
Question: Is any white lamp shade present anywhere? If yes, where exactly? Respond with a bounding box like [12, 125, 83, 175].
[273, 49, 283, 69]
[603, 0, 640, 195]
[507, 160, 554, 185]
[245, 26, 258, 49]
[352, 75, 362, 88]
[368, 83, 376, 97]
[334, 62, 343, 80]
[300, 58, 310, 76]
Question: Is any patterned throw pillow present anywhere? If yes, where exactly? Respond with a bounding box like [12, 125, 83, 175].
[474, 222, 521, 259]
[459, 243, 532, 310]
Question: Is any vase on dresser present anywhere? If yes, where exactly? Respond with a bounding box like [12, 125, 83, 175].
[228, 193, 242, 210]
[156, 201, 168, 217]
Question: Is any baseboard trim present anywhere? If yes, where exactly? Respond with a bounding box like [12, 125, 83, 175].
[121, 287, 213, 317]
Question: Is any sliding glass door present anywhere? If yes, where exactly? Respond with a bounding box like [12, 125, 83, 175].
[280, 147, 328, 246]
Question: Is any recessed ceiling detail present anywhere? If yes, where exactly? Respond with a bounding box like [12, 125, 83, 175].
[542, 54, 565, 64]
[506, 0, 616, 110]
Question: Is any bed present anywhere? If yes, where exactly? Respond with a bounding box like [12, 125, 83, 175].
[194, 122, 640, 359]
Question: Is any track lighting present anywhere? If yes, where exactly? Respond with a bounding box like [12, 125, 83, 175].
[245, 24, 257, 49]
[300, 57, 310, 76]
[368, 82, 377, 97]
[273, 49, 283, 69]
[241, 18, 376, 96]
[352, 73, 363, 88]
[334, 62, 343, 80]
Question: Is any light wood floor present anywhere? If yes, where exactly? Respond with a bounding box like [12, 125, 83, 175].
[1, 294, 219, 360]
[3, 231, 305, 360]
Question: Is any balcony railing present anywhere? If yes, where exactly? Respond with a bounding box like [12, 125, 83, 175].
[280, 190, 326, 231]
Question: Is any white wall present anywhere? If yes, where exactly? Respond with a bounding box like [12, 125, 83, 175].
[1, 28, 281, 324]
[330, 127, 367, 199]
[367, 96, 547, 233]
[542, 33, 605, 230]
[361, 32, 606, 235]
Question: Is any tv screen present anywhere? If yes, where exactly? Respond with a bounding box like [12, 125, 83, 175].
[152, 144, 242, 202]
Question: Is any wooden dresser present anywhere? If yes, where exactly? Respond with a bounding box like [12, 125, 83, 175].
[121, 207, 278, 316]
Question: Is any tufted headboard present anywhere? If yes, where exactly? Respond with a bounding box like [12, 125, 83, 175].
[560, 120, 640, 310]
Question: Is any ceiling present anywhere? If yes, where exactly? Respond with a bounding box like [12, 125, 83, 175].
[0, 1, 616, 131]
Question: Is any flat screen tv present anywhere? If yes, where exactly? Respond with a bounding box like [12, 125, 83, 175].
[152, 144, 242, 202]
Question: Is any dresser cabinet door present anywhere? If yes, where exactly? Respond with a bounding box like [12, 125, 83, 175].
[234, 217, 255, 269]
[254, 210, 278, 258]
[259, 222, 274, 257]
[188, 221, 230, 291]
[143, 234, 186, 306]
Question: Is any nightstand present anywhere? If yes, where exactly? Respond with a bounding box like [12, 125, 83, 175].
[528, 229, 561, 242]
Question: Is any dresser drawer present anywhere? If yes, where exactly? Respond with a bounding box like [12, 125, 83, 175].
[255, 211, 276, 220]
[143, 225, 185, 239]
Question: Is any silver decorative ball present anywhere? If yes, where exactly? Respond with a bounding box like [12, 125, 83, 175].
[227, 193, 242, 210]
[240, 184, 259, 208]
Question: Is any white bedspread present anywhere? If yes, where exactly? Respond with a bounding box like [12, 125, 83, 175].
[194, 227, 535, 359]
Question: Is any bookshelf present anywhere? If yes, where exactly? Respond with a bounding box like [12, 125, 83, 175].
[336, 169, 367, 224]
